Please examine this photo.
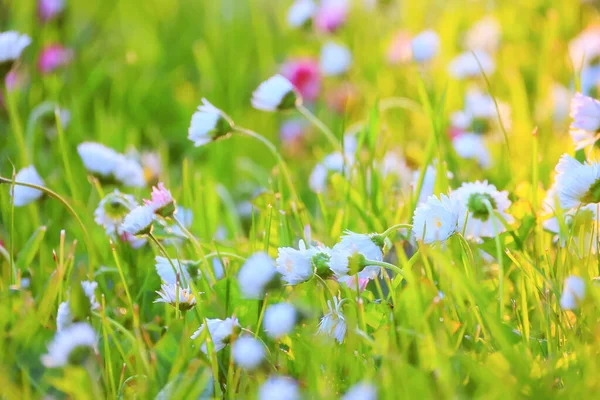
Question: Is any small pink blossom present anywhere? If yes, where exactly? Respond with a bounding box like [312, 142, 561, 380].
[38, 44, 73, 74]
[38, 0, 65, 22]
[314, 0, 348, 33]
[281, 58, 321, 101]
[338, 275, 370, 293]
[386, 31, 412, 65]
[326, 83, 358, 114]
[144, 182, 176, 217]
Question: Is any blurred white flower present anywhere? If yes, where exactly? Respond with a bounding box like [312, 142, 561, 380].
[411, 30, 440, 62]
[451, 181, 514, 240]
[315, 0, 349, 33]
[141, 151, 162, 182]
[342, 382, 377, 400]
[154, 283, 197, 311]
[551, 84, 573, 123]
[452, 134, 491, 168]
[569, 27, 600, 71]
[569, 93, 600, 150]
[41, 323, 97, 368]
[252, 75, 298, 111]
[259, 376, 300, 400]
[411, 165, 436, 205]
[57, 280, 100, 332]
[190, 317, 240, 353]
[77, 142, 120, 177]
[412, 194, 461, 244]
[237, 252, 278, 299]
[119, 205, 156, 236]
[328, 231, 383, 278]
[560, 276, 585, 310]
[188, 98, 234, 146]
[320, 41, 352, 76]
[155, 256, 195, 285]
[263, 302, 297, 339]
[114, 155, 146, 188]
[317, 296, 347, 343]
[232, 336, 265, 370]
[448, 51, 495, 79]
[0, 31, 31, 65]
[94, 190, 138, 235]
[287, 0, 316, 28]
[465, 16, 501, 53]
[554, 154, 600, 209]
[12, 165, 44, 207]
[276, 240, 330, 284]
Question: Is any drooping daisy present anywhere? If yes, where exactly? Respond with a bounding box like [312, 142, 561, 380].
[77, 142, 121, 178]
[38, 0, 65, 22]
[317, 296, 347, 343]
[451, 181, 514, 240]
[263, 302, 297, 339]
[154, 283, 197, 311]
[287, 0, 316, 28]
[41, 323, 97, 368]
[12, 165, 44, 207]
[553, 154, 600, 210]
[452, 133, 491, 168]
[94, 190, 138, 235]
[314, 0, 348, 33]
[342, 382, 377, 400]
[281, 58, 321, 102]
[38, 44, 73, 74]
[0, 31, 31, 67]
[464, 16, 501, 53]
[320, 41, 352, 76]
[560, 276, 585, 310]
[232, 336, 265, 370]
[252, 75, 299, 111]
[237, 252, 278, 299]
[412, 194, 461, 244]
[259, 376, 300, 400]
[276, 240, 331, 284]
[188, 98, 234, 146]
[119, 205, 156, 236]
[411, 30, 440, 63]
[448, 50, 495, 79]
[190, 317, 240, 353]
[569, 93, 600, 150]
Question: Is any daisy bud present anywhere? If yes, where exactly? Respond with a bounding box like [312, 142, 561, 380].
[232, 336, 265, 370]
[263, 303, 297, 339]
[154, 283, 197, 311]
[259, 376, 300, 400]
[560, 276, 585, 310]
[237, 252, 279, 299]
[120, 205, 156, 236]
[410, 30, 440, 63]
[412, 194, 461, 244]
[252, 74, 299, 111]
[188, 98, 234, 147]
[38, 44, 73, 74]
[38, 0, 66, 23]
[190, 317, 241, 353]
[41, 323, 97, 368]
[145, 182, 176, 218]
[94, 190, 138, 235]
[320, 41, 352, 77]
[0, 31, 31, 79]
[11, 165, 44, 207]
[287, 0, 316, 28]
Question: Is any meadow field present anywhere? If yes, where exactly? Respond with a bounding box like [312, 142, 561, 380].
[2, 0, 600, 398]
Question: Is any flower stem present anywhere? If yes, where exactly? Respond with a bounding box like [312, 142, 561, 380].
[364, 259, 407, 279]
[172, 215, 203, 253]
[296, 104, 341, 151]
[380, 223, 413, 238]
[147, 232, 181, 318]
[482, 199, 504, 321]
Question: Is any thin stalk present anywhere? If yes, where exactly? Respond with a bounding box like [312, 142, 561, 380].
[296, 104, 341, 151]
[172, 215, 203, 253]
[483, 199, 504, 320]
[380, 223, 413, 238]
[364, 259, 407, 279]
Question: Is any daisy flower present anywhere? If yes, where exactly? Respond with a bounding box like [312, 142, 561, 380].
[314, 0, 348, 33]
[554, 154, 600, 209]
[317, 296, 347, 343]
[188, 98, 234, 146]
[411, 30, 440, 63]
[328, 231, 384, 278]
[252, 75, 299, 111]
[232, 336, 265, 370]
[569, 26, 600, 71]
[320, 41, 352, 76]
[263, 303, 297, 339]
[0, 31, 31, 67]
[94, 190, 138, 235]
[41, 323, 97, 368]
[569, 93, 600, 149]
[452, 133, 491, 168]
[144, 182, 176, 217]
[276, 240, 330, 284]
[190, 317, 240, 353]
[38, 0, 65, 22]
[287, 0, 316, 28]
[259, 376, 300, 400]
[154, 283, 197, 311]
[12, 165, 44, 207]
[113, 155, 146, 188]
[448, 50, 495, 79]
[77, 142, 121, 178]
[38, 44, 73, 74]
[452, 181, 514, 240]
[412, 194, 461, 244]
[237, 252, 279, 299]
[342, 382, 377, 400]
[464, 16, 501, 53]
[281, 58, 321, 102]
[560, 276, 585, 310]
[119, 205, 156, 236]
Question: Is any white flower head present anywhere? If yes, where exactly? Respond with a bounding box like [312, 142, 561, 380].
[154, 283, 197, 311]
[411, 30, 440, 63]
[412, 194, 461, 244]
[81, 280, 100, 310]
[259, 376, 300, 400]
[56, 281, 100, 332]
[0, 31, 31, 65]
[114, 155, 146, 188]
[453, 133, 491, 168]
[77, 142, 121, 177]
[237, 252, 278, 299]
[232, 336, 265, 370]
[252, 75, 299, 112]
[448, 51, 495, 79]
[342, 382, 377, 400]
[320, 41, 352, 76]
[190, 317, 240, 353]
[554, 154, 600, 210]
[188, 98, 234, 147]
[276, 240, 330, 284]
[287, 0, 316, 28]
[465, 16, 501, 53]
[328, 232, 384, 278]
[569, 27, 600, 71]
[12, 165, 44, 207]
[317, 296, 347, 343]
[569, 93, 600, 149]
[119, 205, 156, 236]
[263, 302, 297, 339]
[451, 181, 514, 240]
[41, 323, 97, 368]
[560, 276, 586, 310]
[94, 190, 138, 235]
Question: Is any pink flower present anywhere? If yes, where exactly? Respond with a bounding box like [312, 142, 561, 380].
[326, 82, 358, 114]
[120, 232, 147, 249]
[338, 275, 370, 292]
[38, 44, 73, 74]
[38, 0, 65, 23]
[281, 58, 321, 101]
[314, 0, 348, 33]
[144, 182, 176, 217]
[386, 30, 412, 65]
